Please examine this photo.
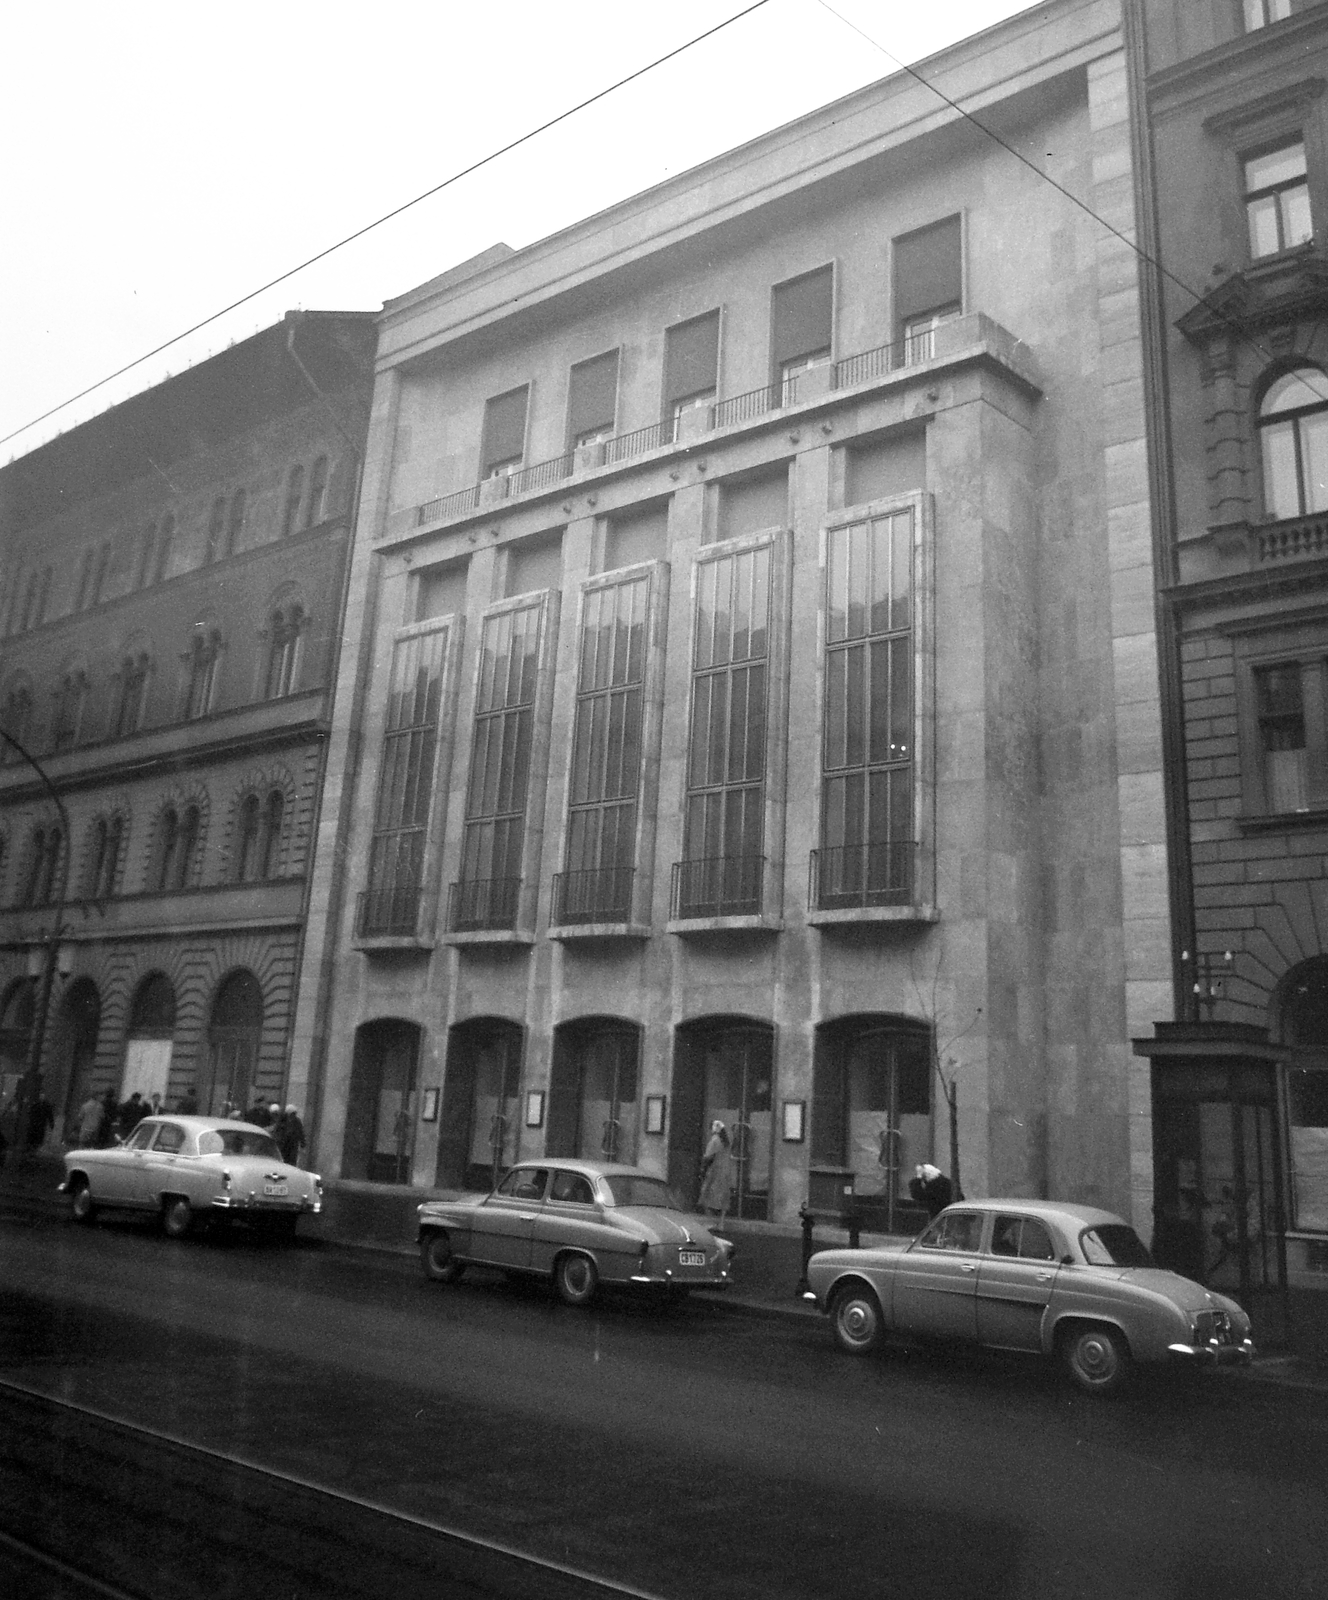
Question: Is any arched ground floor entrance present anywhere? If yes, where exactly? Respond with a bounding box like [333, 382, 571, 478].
[436, 1018, 522, 1192]
[547, 1018, 641, 1166]
[668, 1018, 774, 1219]
[345, 1019, 421, 1183]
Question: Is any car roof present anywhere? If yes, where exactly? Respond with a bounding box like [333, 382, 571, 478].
[509, 1158, 658, 1180]
[138, 1115, 272, 1135]
[945, 1198, 1128, 1230]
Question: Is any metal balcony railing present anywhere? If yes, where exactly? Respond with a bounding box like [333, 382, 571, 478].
[809, 842, 915, 910]
[507, 453, 574, 497]
[602, 421, 668, 465]
[357, 885, 427, 939]
[552, 866, 634, 926]
[449, 875, 522, 933]
[417, 485, 480, 525]
[711, 385, 778, 430]
[670, 855, 764, 920]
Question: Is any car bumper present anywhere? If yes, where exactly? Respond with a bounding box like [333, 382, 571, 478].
[628, 1270, 733, 1289]
[210, 1196, 321, 1214]
[1167, 1339, 1254, 1366]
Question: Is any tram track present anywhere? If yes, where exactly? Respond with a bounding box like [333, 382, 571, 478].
[0, 1378, 667, 1600]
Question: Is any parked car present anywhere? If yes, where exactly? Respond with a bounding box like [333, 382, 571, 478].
[417, 1159, 734, 1306]
[60, 1115, 322, 1240]
[806, 1198, 1254, 1395]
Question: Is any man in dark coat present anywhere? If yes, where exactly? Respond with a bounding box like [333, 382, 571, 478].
[116, 1092, 145, 1140]
[909, 1163, 955, 1218]
[26, 1093, 55, 1150]
[274, 1105, 305, 1167]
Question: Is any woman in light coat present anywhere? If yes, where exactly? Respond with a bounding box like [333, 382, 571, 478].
[698, 1120, 734, 1227]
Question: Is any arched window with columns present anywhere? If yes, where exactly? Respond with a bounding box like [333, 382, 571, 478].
[1258, 366, 1328, 521]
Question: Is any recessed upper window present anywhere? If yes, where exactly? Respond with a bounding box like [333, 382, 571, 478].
[1259, 366, 1328, 518]
[894, 215, 962, 362]
[567, 352, 619, 452]
[282, 465, 305, 538]
[304, 457, 328, 529]
[482, 387, 529, 480]
[1244, 0, 1291, 31]
[663, 311, 720, 432]
[1244, 139, 1312, 258]
[771, 266, 833, 400]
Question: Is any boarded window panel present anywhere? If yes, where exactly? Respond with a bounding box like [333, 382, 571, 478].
[894, 215, 962, 329]
[568, 351, 619, 445]
[717, 465, 789, 543]
[664, 311, 720, 408]
[482, 386, 529, 472]
[506, 531, 563, 598]
[417, 560, 468, 623]
[604, 503, 668, 571]
[844, 431, 925, 507]
[771, 266, 833, 369]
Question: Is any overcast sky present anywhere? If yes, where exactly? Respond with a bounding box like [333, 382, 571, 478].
[2, 0, 1041, 463]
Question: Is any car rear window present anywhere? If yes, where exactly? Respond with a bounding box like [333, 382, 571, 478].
[198, 1129, 283, 1160]
[1080, 1224, 1153, 1268]
[602, 1176, 680, 1210]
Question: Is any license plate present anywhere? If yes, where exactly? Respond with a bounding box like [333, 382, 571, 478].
[678, 1250, 706, 1267]
[263, 1184, 288, 1197]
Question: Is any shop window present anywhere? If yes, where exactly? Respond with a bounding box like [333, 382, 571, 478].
[894, 215, 962, 362]
[436, 1018, 522, 1191]
[481, 386, 529, 480]
[1258, 366, 1328, 519]
[663, 310, 719, 433]
[1244, 138, 1312, 258]
[547, 1020, 641, 1163]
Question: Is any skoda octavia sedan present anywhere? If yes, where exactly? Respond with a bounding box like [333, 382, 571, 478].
[61, 1116, 322, 1239]
[417, 1160, 734, 1306]
[807, 1199, 1253, 1396]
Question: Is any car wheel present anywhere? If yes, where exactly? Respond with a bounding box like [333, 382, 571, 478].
[69, 1179, 97, 1226]
[1061, 1323, 1131, 1397]
[420, 1231, 465, 1284]
[832, 1283, 884, 1355]
[554, 1252, 598, 1307]
[161, 1196, 193, 1240]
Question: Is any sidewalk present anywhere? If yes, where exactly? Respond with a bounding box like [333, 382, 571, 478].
[6, 1147, 1328, 1388]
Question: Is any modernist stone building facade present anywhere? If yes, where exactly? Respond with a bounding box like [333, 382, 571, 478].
[290, 0, 1170, 1229]
[1130, 0, 1328, 1310]
[0, 313, 374, 1139]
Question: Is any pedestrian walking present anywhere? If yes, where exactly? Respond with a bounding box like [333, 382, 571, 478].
[76, 1092, 102, 1147]
[97, 1088, 117, 1145]
[274, 1104, 305, 1167]
[27, 1093, 55, 1151]
[246, 1098, 272, 1127]
[908, 1163, 955, 1218]
[698, 1120, 734, 1229]
[177, 1089, 199, 1115]
[116, 1092, 145, 1140]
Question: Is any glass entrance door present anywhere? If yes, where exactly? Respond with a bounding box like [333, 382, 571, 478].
[699, 1027, 772, 1220]
[576, 1031, 639, 1164]
[465, 1031, 520, 1191]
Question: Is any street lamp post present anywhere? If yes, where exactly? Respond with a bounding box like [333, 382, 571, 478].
[0, 725, 71, 1152]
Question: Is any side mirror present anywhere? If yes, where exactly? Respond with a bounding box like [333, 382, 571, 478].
[1061, 1254, 1075, 1266]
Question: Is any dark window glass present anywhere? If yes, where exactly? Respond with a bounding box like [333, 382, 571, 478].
[568, 352, 619, 449]
[664, 311, 720, 423]
[482, 387, 529, 477]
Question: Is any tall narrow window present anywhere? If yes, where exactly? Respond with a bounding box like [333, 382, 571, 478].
[481, 387, 529, 479]
[136, 525, 156, 590]
[35, 566, 52, 626]
[153, 515, 174, 584]
[175, 806, 201, 889]
[282, 465, 305, 537]
[677, 544, 770, 917]
[50, 671, 88, 752]
[26, 826, 62, 906]
[154, 809, 179, 892]
[664, 311, 719, 433]
[226, 489, 246, 556]
[114, 653, 151, 737]
[264, 604, 305, 699]
[567, 352, 619, 451]
[818, 509, 915, 908]
[91, 542, 112, 605]
[1259, 367, 1328, 518]
[894, 216, 962, 362]
[183, 628, 222, 719]
[1255, 662, 1310, 813]
[235, 795, 262, 882]
[1245, 139, 1312, 259]
[559, 574, 649, 924]
[89, 816, 124, 899]
[0, 684, 33, 763]
[260, 790, 284, 878]
[75, 550, 95, 611]
[454, 602, 543, 930]
[206, 498, 226, 564]
[304, 458, 328, 529]
[363, 623, 451, 936]
[771, 266, 833, 402]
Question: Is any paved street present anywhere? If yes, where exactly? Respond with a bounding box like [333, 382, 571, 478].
[2, 1208, 1326, 1599]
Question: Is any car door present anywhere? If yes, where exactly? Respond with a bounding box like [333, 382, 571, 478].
[468, 1167, 548, 1269]
[97, 1121, 158, 1205]
[530, 1169, 598, 1275]
[141, 1121, 191, 1202]
[976, 1213, 1062, 1351]
[891, 1210, 984, 1340]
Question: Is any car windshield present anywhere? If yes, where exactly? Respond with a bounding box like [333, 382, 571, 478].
[602, 1176, 681, 1210]
[1080, 1224, 1153, 1268]
[197, 1129, 283, 1160]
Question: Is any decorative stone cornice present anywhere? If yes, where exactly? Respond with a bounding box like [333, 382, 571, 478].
[1177, 246, 1328, 345]
[1202, 77, 1326, 136]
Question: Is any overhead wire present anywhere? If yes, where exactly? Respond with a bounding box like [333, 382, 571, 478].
[812, 0, 1328, 406]
[0, 0, 774, 454]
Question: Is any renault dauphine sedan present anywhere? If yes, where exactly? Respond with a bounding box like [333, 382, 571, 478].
[61, 1116, 322, 1239]
[807, 1199, 1253, 1395]
[417, 1159, 734, 1306]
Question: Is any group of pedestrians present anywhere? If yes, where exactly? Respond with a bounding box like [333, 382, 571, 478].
[235, 1099, 306, 1167]
[65, 1087, 305, 1166]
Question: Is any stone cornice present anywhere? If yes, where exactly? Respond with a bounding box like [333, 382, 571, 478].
[1176, 247, 1328, 343]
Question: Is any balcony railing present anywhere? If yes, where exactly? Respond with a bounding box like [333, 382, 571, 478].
[711, 385, 778, 430]
[508, 453, 573, 497]
[357, 885, 427, 939]
[1258, 512, 1328, 562]
[671, 855, 764, 919]
[602, 421, 668, 465]
[417, 484, 480, 526]
[449, 875, 522, 933]
[552, 866, 635, 925]
[809, 842, 915, 910]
